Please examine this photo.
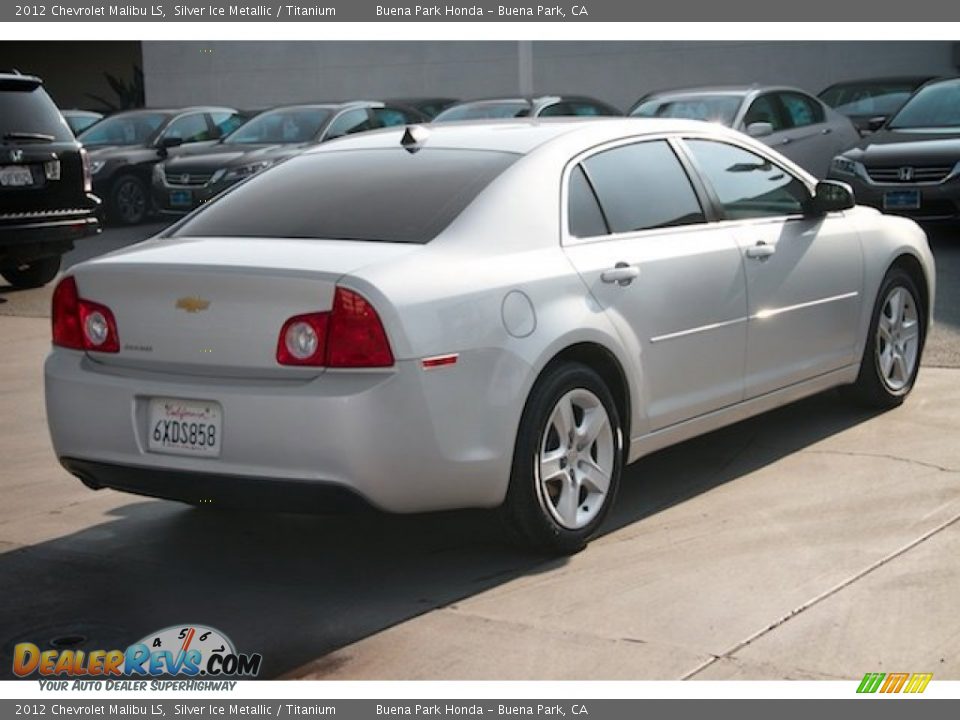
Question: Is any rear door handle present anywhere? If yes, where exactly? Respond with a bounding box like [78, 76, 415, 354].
[601, 262, 639, 286]
[822, 127, 833, 135]
[745, 241, 776, 260]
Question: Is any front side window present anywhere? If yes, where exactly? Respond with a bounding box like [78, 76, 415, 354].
[433, 102, 531, 122]
[685, 139, 808, 220]
[210, 111, 246, 138]
[324, 109, 375, 139]
[372, 107, 419, 127]
[743, 95, 787, 132]
[579, 140, 705, 234]
[163, 114, 211, 143]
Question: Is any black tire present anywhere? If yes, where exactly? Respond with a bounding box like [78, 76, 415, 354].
[500, 362, 624, 555]
[0, 255, 62, 289]
[851, 266, 925, 409]
[108, 174, 148, 225]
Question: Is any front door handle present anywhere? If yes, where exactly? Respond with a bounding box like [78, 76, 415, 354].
[601, 262, 639, 286]
[745, 241, 776, 260]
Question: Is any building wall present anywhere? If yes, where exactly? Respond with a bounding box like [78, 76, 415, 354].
[0, 41, 142, 110]
[143, 40, 958, 111]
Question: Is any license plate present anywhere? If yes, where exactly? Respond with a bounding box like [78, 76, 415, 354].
[169, 189, 193, 207]
[883, 190, 921, 210]
[0, 165, 34, 187]
[148, 398, 222, 458]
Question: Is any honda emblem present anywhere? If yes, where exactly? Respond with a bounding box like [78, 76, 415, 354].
[898, 166, 914, 182]
[9, 149, 23, 163]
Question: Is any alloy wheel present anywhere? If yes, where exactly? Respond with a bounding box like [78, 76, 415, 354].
[875, 285, 920, 392]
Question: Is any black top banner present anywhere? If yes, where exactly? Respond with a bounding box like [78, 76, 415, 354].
[5, 0, 960, 21]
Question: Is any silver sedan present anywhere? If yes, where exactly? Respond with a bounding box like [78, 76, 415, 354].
[45, 118, 935, 554]
[632, 85, 861, 178]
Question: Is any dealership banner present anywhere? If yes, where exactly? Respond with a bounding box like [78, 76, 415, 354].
[1, 700, 960, 719]
[4, 0, 960, 21]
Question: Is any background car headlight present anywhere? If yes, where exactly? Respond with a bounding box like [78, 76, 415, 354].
[220, 161, 273, 183]
[88, 159, 107, 175]
[830, 156, 860, 177]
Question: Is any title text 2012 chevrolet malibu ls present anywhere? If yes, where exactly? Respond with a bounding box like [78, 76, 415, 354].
[45, 119, 935, 554]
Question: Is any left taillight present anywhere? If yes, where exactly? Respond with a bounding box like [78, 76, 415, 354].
[80, 147, 92, 193]
[52, 276, 119, 353]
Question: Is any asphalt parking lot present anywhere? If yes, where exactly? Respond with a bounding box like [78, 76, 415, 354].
[0, 223, 958, 680]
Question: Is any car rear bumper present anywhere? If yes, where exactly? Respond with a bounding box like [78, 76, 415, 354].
[45, 349, 516, 513]
[0, 201, 101, 245]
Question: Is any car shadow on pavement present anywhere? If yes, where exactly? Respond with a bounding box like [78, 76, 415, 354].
[0, 388, 880, 680]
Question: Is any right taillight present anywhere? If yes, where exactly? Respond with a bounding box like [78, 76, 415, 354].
[276, 287, 393, 368]
[80, 147, 93, 193]
[51, 276, 120, 353]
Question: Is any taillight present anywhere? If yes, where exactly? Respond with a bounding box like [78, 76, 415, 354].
[80, 147, 93, 193]
[51, 276, 120, 353]
[277, 313, 328, 366]
[276, 287, 393, 368]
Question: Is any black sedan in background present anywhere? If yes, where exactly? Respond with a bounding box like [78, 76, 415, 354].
[432, 95, 621, 122]
[153, 101, 426, 214]
[828, 77, 960, 222]
[819, 76, 937, 134]
[78, 106, 247, 224]
[389, 97, 458, 119]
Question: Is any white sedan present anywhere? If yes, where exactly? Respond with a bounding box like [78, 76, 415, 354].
[45, 118, 935, 554]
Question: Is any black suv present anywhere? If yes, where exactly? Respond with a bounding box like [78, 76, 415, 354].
[0, 72, 100, 288]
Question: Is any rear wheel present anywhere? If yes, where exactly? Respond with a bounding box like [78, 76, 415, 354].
[501, 362, 623, 555]
[1, 255, 62, 289]
[852, 267, 925, 408]
[109, 174, 148, 225]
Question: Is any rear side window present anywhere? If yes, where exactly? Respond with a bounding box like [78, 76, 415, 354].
[684, 139, 808, 219]
[0, 84, 72, 142]
[779, 92, 825, 128]
[172, 148, 518, 244]
[568, 165, 608, 238]
[579, 140, 705, 234]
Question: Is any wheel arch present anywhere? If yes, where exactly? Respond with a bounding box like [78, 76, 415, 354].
[888, 252, 931, 324]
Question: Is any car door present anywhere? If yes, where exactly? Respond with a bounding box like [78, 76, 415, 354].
[682, 138, 864, 399]
[775, 91, 835, 177]
[561, 138, 749, 432]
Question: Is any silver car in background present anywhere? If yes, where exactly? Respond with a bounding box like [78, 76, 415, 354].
[632, 85, 860, 177]
[45, 119, 934, 554]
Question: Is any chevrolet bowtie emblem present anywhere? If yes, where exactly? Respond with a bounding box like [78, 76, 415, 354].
[176, 297, 210, 313]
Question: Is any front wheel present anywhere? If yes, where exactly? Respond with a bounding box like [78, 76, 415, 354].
[109, 174, 149, 225]
[500, 363, 623, 555]
[852, 267, 925, 408]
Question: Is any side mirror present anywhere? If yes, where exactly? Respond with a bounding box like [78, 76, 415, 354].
[805, 180, 855, 216]
[746, 122, 773, 138]
[156, 136, 183, 158]
[867, 116, 887, 133]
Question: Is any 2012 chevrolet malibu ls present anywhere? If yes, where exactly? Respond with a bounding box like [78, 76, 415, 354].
[45, 119, 936, 554]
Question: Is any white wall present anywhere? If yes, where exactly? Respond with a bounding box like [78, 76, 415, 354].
[144, 41, 957, 111]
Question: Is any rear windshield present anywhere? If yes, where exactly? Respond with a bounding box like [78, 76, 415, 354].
[434, 102, 531, 122]
[172, 147, 519, 244]
[632, 95, 742, 126]
[0, 84, 72, 142]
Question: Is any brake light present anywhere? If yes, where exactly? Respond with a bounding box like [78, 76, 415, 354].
[276, 287, 393, 368]
[80, 147, 92, 193]
[51, 276, 120, 353]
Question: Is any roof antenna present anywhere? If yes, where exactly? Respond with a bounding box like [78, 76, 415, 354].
[401, 125, 429, 154]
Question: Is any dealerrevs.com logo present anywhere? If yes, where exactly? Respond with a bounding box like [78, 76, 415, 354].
[13, 624, 262, 684]
[857, 672, 933, 694]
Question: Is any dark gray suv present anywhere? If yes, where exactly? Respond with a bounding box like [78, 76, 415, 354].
[0, 72, 100, 288]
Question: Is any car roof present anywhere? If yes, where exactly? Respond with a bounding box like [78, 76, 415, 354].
[104, 106, 238, 117]
[306, 117, 734, 156]
[820, 76, 938, 89]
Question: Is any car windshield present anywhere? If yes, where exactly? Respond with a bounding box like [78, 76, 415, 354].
[223, 108, 332, 144]
[888, 80, 960, 129]
[172, 148, 519, 244]
[78, 112, 168, 146]
[433, 102, 531, 122]
[631, 95, 741, 126]
[819, 81, 920, 116]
